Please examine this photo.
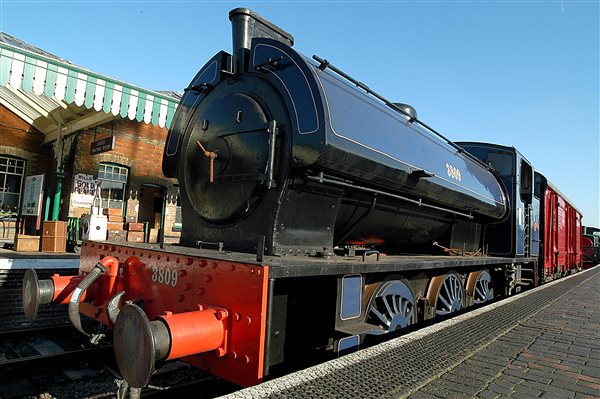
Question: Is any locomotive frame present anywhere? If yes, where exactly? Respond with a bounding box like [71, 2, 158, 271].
[22, 235, 539, 388]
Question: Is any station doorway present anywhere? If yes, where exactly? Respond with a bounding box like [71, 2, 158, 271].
[137, 184, 165, 243]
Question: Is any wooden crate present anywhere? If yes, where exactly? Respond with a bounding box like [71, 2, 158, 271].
[148, 228, 159, 243]
[127, 222, 144, 232]
[103, 208, 122, 216]
[108, 230, 127, 243]
[108, 215, 125, 223]
[41, 221, 67, 253]
[15, 235, 40, 252]
[127, 231, 145, 243]
[107, 222, 124, 231]
[41, 235, 67, 253]
[42, 221, 67, 237]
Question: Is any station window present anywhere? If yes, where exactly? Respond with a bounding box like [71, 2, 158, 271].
[0, 156, 25, 217]
[98, 163, 128, 210]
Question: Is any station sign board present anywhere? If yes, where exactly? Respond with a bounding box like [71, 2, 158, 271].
[21, 174, 44, 216]
[90, 136, 116, 155]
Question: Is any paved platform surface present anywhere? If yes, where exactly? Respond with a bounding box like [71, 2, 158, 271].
[0, 244, 79, 269]
[222, 266, 600, 399]
[0, 254, 79, 269]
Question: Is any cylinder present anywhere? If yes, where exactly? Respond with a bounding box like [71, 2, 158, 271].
[22, 268, 89, 320]
[159, 307, 227, 360]
[51, 274, 86, 304]
[114, 303, 229, 389]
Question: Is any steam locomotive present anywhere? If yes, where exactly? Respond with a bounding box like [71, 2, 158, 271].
[22, 8, 584, 392]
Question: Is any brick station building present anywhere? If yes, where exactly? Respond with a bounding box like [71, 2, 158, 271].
[0, 33, 183, 248]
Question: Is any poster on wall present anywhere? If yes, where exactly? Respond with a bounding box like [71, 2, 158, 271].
[71, 173, 98, 208]
[172, 206, 182, 232]
[21, 174, 45, 216]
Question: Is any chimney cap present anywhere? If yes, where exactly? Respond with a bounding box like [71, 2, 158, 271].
[229, 8, 294, 47]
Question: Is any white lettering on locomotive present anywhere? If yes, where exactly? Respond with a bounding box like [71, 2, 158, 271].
[151, 265, 178, 287]
[445, 162, 462, 182]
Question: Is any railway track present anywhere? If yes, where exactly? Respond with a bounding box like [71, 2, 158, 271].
[0, 267, 77, 333]
[0, 325, 113, 368]
[0, 324, 238, 399]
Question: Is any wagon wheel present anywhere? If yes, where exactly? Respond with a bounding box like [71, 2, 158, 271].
[466, 269, 494, 306]
[426, 271, 465, 317]
[365, 279, 416, 335]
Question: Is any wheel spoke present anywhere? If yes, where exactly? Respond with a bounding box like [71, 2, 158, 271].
[472, 270, 493, 304]
[475, 285, 485, 300]
[383, 296, 395, 318]
[433, 273, 464, 315]
[442, 280, 452, 302]
[367, 280, 416, 334]
[392, 296, 401, 315]
[455, 278, 462, 301]
[439, 293, 452, 310]
[370, 307, 390, 327]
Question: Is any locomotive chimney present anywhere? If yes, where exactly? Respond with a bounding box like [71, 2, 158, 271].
[229, 8, 294, 74]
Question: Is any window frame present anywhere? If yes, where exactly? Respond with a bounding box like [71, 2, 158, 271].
[0, 155, 26, 217]
[97, 162, 129, 211]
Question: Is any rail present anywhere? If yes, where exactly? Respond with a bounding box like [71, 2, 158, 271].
[0, 325, 113, 367]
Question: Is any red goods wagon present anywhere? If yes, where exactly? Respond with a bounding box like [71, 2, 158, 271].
[582, 234, 600, 267]
[571, 208, 583, 269]
[539, 179, 583, 281]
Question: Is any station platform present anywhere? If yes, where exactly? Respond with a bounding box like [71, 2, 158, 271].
[222, 266, 600, 399]
[0, 246, 79, 270]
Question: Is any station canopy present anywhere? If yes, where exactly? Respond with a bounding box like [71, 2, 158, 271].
[0, 33, 180, 143]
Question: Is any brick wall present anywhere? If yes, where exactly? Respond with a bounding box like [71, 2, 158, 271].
[0, 105, 54, 236]
[0, 105, 54, 180]
[66, 118, 180, 242]
[0, 104, 181, 244]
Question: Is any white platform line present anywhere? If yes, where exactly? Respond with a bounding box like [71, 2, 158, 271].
[0, 258, 80, 270]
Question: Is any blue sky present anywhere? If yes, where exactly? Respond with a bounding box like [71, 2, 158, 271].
[1, 1, 598, 226]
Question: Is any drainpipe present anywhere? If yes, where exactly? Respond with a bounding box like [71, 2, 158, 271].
[51, 120, 65, 221]
[44, 189, 52, 221]
[159, 188, 166, 249]
[51, 172, 65, 221]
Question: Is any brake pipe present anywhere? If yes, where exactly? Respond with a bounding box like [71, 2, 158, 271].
[68, 256, 118, 339]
